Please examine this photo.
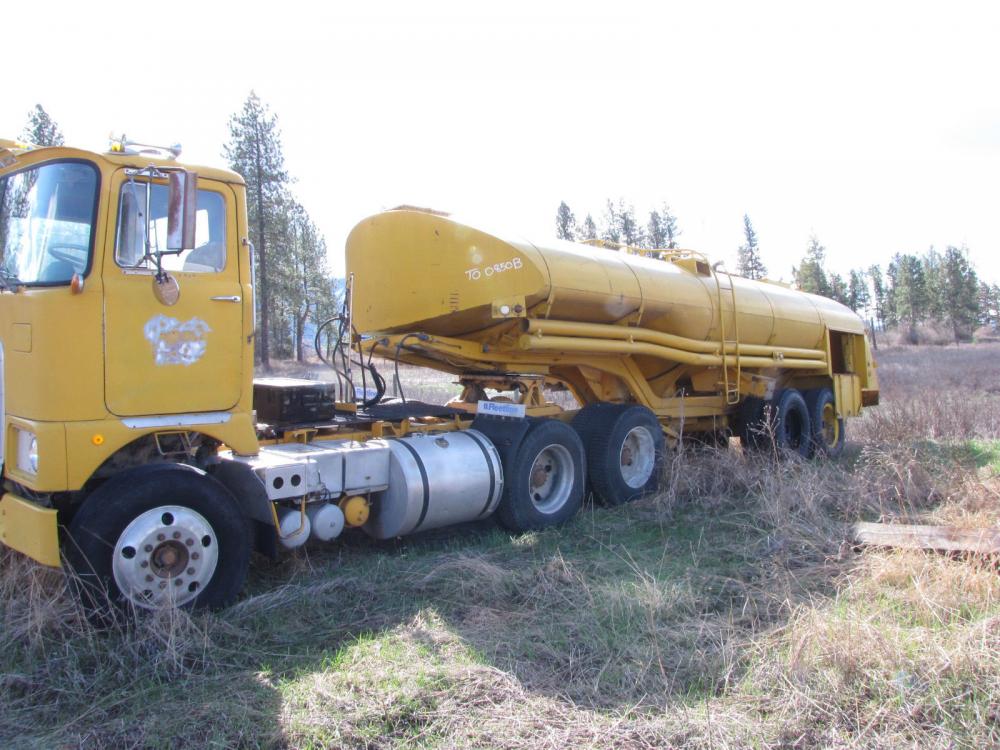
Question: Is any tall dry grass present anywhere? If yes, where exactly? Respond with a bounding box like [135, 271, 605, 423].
[1, 343, 999, 748]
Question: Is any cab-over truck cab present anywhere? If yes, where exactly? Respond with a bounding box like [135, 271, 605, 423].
[0, 139, 261, 607]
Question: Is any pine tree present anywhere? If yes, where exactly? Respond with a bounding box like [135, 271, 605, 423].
[601, 198, 643, 247]
[793, 235, 830, 296]
[977, 282, 1000, 329]
[555, 201, 576, 241]
[223, 92, 290, 370]
[736, 214, 767, 279]
[618, 200, 644, 247]
[290, 206, 331, 362]
[941, 246, 979, 340]
[579, 214, 598, 241]
[659, 204, 680, 249]
[601, 199, 621, 244]
[921, 248, 947, 321]
[869, 264, 887, 329]
[847, 269, 871, 315]
[886, 253, 928, 330]
[647, 210, 667, 249]
[828, 273, 849, 305]
[21, 104, 64, 147]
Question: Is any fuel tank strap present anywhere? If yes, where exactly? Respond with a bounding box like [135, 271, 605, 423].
[394, 439, 431, 532]
[462, 430, 497, 517]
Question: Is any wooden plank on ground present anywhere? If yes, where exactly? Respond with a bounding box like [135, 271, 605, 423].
[853, 522, 1000, 554]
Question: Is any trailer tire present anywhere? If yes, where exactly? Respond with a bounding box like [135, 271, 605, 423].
[738, 396, 768, 450]
[495, 419, 585, 532]
[805, 387, 845, 458]
[579, 404, 665, 506]
[66, 464, 250, 621]
[771, 389, 812, 458]
[571, 402, 620, 502]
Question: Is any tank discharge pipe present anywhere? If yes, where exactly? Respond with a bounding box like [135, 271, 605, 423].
[521, 319, 827, 363]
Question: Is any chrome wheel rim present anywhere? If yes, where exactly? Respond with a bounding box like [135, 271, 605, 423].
[620, 426, 656, 488]
[527, 444, 574, 514]
[112, 505, 219, 609]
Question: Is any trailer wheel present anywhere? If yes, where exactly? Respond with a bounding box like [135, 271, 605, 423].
[771, 389, 812, 458]
[578, 404, 665, 506]
[738, 396, 768, 450]
[805, 387, 845, 458]
[571, 403, 619, 501]
[495, 419, 585, 532]
[66, 464, 250, 619]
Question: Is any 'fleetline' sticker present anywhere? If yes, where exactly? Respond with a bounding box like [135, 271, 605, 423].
[476, 401, 527, 419]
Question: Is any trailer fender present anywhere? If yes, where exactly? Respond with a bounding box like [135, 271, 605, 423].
[469, 413, 536, 469]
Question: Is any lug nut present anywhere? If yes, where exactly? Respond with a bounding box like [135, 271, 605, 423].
[175, 579, 183, 587]
[192, 552, 200, 561]
[140, 561, 148, 568]
[173, 531, 181, 540]
[145, 545, 153, 553]
[146, 575, 154, 582]
[187, 567, 195, 575]
[159, 581, 167, 589]
[185, 538, 194, 547]
[157, 534, 165, 542]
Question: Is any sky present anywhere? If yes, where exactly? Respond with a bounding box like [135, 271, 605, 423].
[4, 1, 999, 283]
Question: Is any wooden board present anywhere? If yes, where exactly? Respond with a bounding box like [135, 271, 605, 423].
[853, 522, 1000, 554]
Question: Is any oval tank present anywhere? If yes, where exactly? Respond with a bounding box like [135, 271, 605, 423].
[346, 208, 864, 351]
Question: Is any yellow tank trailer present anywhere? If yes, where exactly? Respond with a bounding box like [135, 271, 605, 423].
[0, 139, 877, 617]
[347, 207, 878, 447]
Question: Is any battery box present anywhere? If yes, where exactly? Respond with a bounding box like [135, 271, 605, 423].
[253, 377, 337, 426]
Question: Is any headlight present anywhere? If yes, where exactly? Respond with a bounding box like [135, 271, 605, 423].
[16, 429, 38, 475]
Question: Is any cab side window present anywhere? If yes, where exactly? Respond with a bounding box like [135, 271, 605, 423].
[115, 181, 227, 273]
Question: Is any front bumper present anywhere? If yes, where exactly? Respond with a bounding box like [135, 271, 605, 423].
[0, 492, 60, 567]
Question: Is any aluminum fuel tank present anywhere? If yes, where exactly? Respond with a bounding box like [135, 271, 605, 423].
[364, 429, 503, 540]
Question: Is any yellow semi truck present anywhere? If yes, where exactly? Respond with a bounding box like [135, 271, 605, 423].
[0, 137, 878, 613]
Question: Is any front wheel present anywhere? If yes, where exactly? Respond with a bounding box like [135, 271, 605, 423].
[494, 419, 585, 532]
[66, 464, 251, 618]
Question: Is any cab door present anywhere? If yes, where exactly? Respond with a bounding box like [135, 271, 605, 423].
[103, 170, 243, 417]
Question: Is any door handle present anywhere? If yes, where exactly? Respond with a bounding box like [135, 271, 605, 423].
[211, 295, 241, 303]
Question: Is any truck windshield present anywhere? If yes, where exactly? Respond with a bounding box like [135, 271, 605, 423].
[0, 161, 98, 285]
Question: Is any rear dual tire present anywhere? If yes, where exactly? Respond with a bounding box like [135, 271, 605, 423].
[494, 405, 665, 533]
[572, 404, 665, 506]
[494, 419, 586, 532]
[739, 386, 845, 458]
[804, 387, 846, 458]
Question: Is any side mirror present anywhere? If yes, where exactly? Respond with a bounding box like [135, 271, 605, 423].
[167, 171, 197, 250]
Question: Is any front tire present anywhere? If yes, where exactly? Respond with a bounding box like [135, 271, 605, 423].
[66, 464, 251, 618]
[495, 419, 585, 532]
